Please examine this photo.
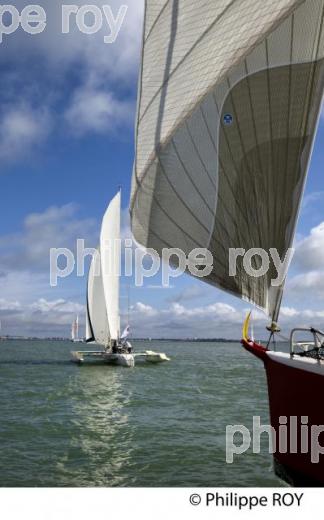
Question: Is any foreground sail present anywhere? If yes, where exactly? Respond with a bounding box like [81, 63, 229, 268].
[131, 0, 324, 485]
[131, 0, 324, 322]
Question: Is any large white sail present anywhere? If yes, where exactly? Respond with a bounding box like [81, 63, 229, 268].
[100, 191, 121, 340]
[86, 248, 110, 345]
[131, 0, 324, 321]
[71, 319, 76, 341]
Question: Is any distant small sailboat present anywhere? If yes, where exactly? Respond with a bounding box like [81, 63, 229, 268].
[72, 191, 170, 367]
[71, 315, 83, 343]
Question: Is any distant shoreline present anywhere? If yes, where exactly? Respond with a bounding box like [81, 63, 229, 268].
[0, 336, 269, 343]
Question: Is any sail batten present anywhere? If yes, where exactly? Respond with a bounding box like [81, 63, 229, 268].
[131, 0, 324, 321]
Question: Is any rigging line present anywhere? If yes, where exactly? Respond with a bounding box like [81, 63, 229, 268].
[127, 285, 130, 326]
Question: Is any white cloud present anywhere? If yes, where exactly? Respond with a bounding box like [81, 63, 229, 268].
[0, 103, 51, 161]
[280, 306, 299, 318]
[3, 291, 324, 339]
[0, 297, 85, 337]
[0, 298, 21, 311]
[0, 1, 144, 80]
[0, 203, 97, 271]
[293, 221, 324, 271]
[292, 222, 324, 272]
[132, 302, 157, 317]
[302, 191, 324, 211]
[30, 298, 83, 314]
[0, 271, 50, 304]
[65, 87, 133, 135]
[170, 301, 237, 318]
[129, 300, 244, 338]
[127, 298, 324, 339]
[0, 1, 144, 163]
[287, 270, 324, 299]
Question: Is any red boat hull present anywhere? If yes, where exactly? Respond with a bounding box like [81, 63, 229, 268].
[242, 339, 324, 486]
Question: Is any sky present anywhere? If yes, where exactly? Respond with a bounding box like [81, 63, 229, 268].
[1, 0, 324, 339]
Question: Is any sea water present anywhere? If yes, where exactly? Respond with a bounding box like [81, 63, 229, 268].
[0, 340, 282, 487]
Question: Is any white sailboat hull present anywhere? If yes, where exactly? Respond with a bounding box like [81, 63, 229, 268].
[71, 350, 134, 367]
[135, 350, 171, 363]
[103, 352, 135, 367]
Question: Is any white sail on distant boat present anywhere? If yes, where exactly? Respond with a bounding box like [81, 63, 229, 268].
[71, 315, 83, 343]
[72, 190, 170, 367]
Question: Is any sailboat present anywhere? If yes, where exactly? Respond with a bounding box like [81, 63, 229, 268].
[130, 0, 324, 484]
[72, 191, 170, 367]
[71, 315, 83, 343]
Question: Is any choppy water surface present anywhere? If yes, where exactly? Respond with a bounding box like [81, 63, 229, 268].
[0, 340, 282, 486]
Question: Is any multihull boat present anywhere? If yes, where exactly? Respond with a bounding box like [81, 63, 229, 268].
[72, 191, 170, 367]
[130, 0, 324, 483]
